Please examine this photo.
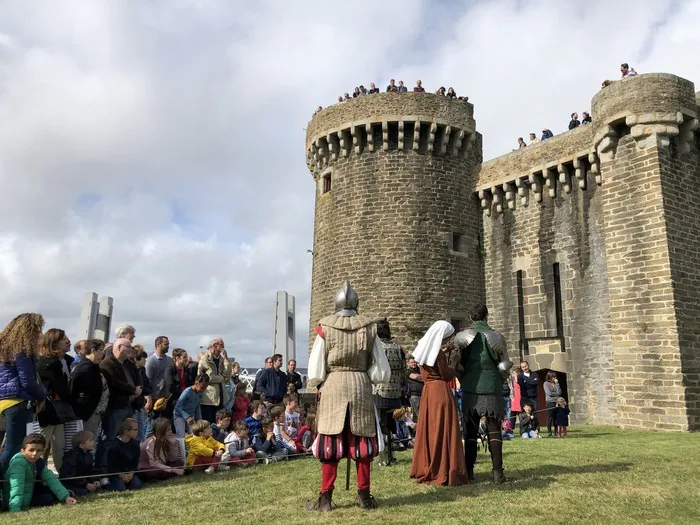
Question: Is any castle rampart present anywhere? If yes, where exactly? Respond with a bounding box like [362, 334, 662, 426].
[308, 74, 700, 431]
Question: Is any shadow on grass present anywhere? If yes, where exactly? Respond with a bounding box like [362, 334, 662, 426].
[379, 461, 633, 508]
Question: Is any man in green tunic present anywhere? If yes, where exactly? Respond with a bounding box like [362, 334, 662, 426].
[455, 304, 513, 483]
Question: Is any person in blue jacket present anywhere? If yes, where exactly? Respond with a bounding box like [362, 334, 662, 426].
[0, 313, 48, 477]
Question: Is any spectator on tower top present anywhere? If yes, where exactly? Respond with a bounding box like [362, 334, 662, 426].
[386, 79, 398, 92]
[515, 137, 527, 150]
[620, 63, 638, 77]
[568, 112, 580, 130]
[343, 92, 351, 101]
[436, 86, 446, 96]
[337, 96, 343, 103]
[581, 112, 592, 124]
[353, 87, 361, 98]
[528, 133, 539, 145]
[446, 87, 457, 99]
[359, 85, 368, 96]
[541, 128, 554, 140]
[369, 82, 379, 94]
[397, 80, 408, 92]
[413, 80, 425, 92]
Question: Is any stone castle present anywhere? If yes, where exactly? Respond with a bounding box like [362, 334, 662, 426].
[306, 73, 700, 432]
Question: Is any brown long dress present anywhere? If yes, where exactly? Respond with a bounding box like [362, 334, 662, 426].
[409, 349, 468, 486]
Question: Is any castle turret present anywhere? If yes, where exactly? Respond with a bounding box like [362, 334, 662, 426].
[306, 93, 484, 350]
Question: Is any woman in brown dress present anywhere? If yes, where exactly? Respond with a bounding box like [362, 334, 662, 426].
[409, 320, 468, 486]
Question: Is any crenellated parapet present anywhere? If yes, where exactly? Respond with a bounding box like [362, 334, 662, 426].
[477, 73, 700, 216]
[305, 93, 477, 178]
[476, 125, 599, 215]
[591, 73, 698, 161]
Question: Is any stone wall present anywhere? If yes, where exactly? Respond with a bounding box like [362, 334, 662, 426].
[307, 93, 483, 353]
[658, 126, 700, 431]
[481, 151, 615, 425]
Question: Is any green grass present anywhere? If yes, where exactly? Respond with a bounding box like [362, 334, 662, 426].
[4, 426, 700, 525]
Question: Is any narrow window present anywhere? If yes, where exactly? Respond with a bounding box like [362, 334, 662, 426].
[517, 270, 528, 356]
[450, 318, 465, 333]
[553, 263, 565, 352]
[452, 233, 462, 252]
[322, 173, 331, 193]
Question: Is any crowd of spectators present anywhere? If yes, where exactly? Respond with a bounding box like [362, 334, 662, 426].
[312, 79, 469, 115]
[509, 63, 638, 152]
[0, 315, 316, 512]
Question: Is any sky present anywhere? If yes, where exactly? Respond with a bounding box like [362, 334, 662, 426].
[1, 0, 699, 368]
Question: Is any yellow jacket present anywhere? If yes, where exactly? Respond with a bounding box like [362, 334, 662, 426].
[184, 434, 224, 467]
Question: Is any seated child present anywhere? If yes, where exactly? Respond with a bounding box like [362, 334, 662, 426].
[501, 418, 515, 440]
[519, 403, 541, 439]
[295, 413, 317, 453]
[3, 433, 77, 512]
[60, 430, 106, 495]
[139, 417, 185, 480]
[392, 408, 413, 449]
[251, 417, 288, 462]
[173, 373, 210, 438]
[231, 382, 251, 425]
[184, 420, 229, 473]
[245, 401, 265, 438]
[553, 397, 570, 438]
[271, 405, 297, 454]
[222, 421, 256, 466]
[283, 394, 300, 438]
[107, 417, 142, 491]
[211, 409, 232, 443]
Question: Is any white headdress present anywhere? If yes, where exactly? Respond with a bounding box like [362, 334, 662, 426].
[412, 320, 455, 367]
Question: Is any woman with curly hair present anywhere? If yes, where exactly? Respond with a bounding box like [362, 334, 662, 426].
[0, 313, 48, 476]
[37, 328, 74, 471]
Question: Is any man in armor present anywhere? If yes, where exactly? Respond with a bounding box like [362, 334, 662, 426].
[454, 304, 513, 484]
[306, 281, 390, 511]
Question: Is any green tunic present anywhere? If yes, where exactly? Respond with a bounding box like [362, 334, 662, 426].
[457, 321, 505, 418]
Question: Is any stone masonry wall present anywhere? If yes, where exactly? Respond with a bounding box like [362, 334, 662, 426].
[657, 133, 700, 430]
[482, 157, 615, 425]
[307, 93, 483, 354]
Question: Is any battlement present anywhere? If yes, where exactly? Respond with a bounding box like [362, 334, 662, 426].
[477, 73, 699, 216]
[305, 93, 477, 178]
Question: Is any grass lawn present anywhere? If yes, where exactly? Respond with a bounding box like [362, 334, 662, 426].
[4, 425, 699, 525]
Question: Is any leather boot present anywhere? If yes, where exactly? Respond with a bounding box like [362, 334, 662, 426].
[492, 469, 507, 484]
[305, 491, 333, 511]
[465, 440, 478, 481]
[357, 489, 378, 510]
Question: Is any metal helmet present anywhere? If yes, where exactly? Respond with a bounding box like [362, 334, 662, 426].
[333, 280, 359, 316]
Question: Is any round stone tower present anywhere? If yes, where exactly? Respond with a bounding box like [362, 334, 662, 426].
[306, 93, 484, 351]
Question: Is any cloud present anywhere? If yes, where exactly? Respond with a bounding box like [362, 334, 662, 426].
[0, 0, 698, 367]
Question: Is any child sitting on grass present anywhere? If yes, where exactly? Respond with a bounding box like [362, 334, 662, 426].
[60, 430, 106, 495]
[3, 433, 77, 512]
[211, 409, 232, 443]
[294, 413, 317, 453]
[270, 405, 297, 454]
[173, 373, 210, 438]
[231, 382, 251, 425]
[554, 397, 570, 438]
[108, 418, 142, 491]
[392, 408, 414, 449]
[251, 417, 288, 462]
[139, 417, 185, 480]
[184, 420, 229, 474]
[245, 401, 265, 438]
[520, 403, 541, 439]
[283, 394, 300, 438]
[223, 420, 256, 466]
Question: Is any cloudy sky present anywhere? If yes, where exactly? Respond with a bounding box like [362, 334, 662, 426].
[1, 0, 698, 368]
